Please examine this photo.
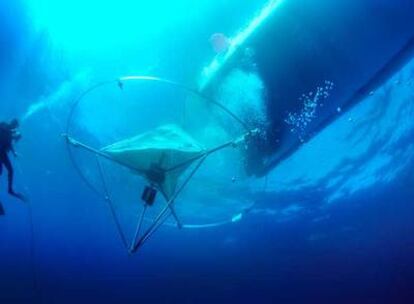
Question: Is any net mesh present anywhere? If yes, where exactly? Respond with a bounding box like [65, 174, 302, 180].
[101, 124, 204, 198]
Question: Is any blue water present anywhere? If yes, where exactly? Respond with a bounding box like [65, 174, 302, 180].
[1, 1, 414, 303]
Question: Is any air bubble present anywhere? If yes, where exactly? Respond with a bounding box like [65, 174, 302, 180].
[284, 81, 334, 141]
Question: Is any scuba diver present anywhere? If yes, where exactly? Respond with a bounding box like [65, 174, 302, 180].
[0, 119, 26, 210]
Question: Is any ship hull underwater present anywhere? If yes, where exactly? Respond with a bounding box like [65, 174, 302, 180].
[202, 0, 414, 177]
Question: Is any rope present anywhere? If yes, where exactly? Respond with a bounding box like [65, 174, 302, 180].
[14, 158, 38, 299]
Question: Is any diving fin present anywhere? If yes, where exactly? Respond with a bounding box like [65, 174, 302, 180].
[9, 191, 28, 203]
[0, 202, 5, 216]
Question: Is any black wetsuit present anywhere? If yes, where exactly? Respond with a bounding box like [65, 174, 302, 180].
[0, 123, 16, 195]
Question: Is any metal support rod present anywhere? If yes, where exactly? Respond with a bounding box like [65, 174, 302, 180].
[95, 156, 129, 250]
[64, 130, 255, 176]
[130, 155, 208, 253]
[63, 75, 257, 254]
[159, 188, 183, 229]
[64, 131, 253, 254]
[138, 208, 173, 248]
[164, 130, 256, 173]
[130, 204, 148, 252]
[65, 134, 184, 228]
[64, 135, 130, 169]
[65, 132, 250, 224]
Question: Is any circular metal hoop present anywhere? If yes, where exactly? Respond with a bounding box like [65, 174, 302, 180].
[65, 75, 252, 230]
